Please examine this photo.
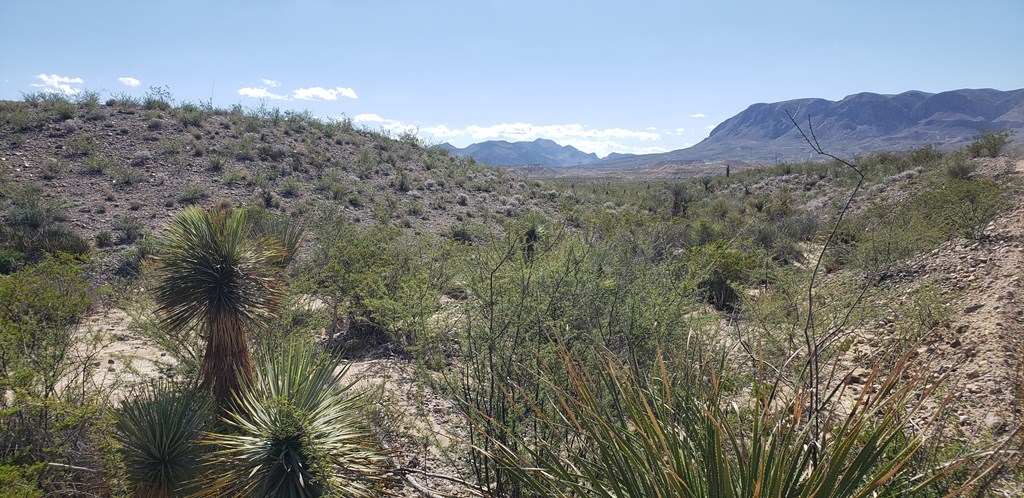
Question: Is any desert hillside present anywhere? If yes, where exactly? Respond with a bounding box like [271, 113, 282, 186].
[2, 93, 1023, 496]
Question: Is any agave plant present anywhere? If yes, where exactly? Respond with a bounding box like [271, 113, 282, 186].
[198, 341, 392, 497]
[153, 206, 287, 402]
[113, 383, 214, 498]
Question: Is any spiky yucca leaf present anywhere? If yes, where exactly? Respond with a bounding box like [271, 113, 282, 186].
[114, 383, 214, 498]
[197, 341, 392, 497]
[478, 348, 946, 498]
[153, 206, 287, 401]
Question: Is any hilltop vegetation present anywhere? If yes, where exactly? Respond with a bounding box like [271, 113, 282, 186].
[1, 91, 1022, 496]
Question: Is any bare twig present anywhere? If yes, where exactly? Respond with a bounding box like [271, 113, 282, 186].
[786, 110, 867, 465]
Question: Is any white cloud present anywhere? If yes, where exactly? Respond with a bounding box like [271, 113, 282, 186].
[705, 125, 715, 130]
[421, 124, 463, 138]
[645, 126, 657, 131]
[261, 78, 280, 87]
[690, 113, 706, 118]
[293, 86, 358, 100]
[676, 127, 686, 133]
[353, 113, 384, 123]
[238, 87, 289, 100]
[352, 115, 677, 157]
[461, 123, 660, 142]
[31, 74, 84, 95]
[118, 77, 141, 87]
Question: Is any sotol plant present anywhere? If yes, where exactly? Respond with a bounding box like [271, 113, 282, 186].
[199, 341, 392, 497]
[114, 383, 214, 497]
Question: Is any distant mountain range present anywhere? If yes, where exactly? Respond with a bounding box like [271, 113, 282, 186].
[439, 139, 603, 168]
[445, 88, 1024, 171]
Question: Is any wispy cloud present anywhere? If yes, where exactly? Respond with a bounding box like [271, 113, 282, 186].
[261, 78, 280, 87]
[350, 114, 682, 157]
[462, 123, 660, 142]
[293, 86, 358, 100]
[676, 127, 686, 133]
[690, 113, 706, 118]
[238, 87, 289, 100]
[353, 113, 417, 134]
[31, 74, 84, 95]
[118, 77, 141, 88]
[705, 125, 715, 130]
[353, 113, 384, 122]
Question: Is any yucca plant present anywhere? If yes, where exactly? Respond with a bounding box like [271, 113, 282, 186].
[476, 346, 965, 498]
[153, 206, 287, 403]
[114, 383, 214, 497]
[197, 341, 392, 497]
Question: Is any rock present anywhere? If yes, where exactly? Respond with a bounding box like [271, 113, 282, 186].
[984, 413, 1008, 434]
[846, 368, 871, 385]
[964, 303, 984, 314]
[107, 359, 115, 365]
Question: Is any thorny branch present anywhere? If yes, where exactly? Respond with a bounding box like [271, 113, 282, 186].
[786, 110, 866, 466]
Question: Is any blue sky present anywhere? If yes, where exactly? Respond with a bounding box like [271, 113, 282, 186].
[2, 1, 1021, 157]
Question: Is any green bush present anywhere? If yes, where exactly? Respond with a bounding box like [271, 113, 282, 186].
[143, 86, 173, 111]
[965, 130, 1010, 158]
[178, 184, 209, 204]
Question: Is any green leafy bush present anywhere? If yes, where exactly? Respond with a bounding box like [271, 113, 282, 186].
[965, 130, 1010, 158]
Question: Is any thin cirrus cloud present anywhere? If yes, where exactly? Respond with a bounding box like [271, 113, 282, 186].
[261, 78, 280, 87]
[690, 113, 706, 118]
[31, 74, 84, 95]
[118, 77, 141, 87]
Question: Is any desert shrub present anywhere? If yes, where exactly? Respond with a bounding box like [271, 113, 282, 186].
[355, 147, 379, 178]
[143, 85, 173, 111]
[965, 130, 1010, 158]
[221, 169, 245, 184]
[908, 144, 943, 166]
[298, 222, 449, 348]
[40, 158, 64, 179]
[230, 134, 257, 161]
[207, 155, 224, 171]
[43, 94, 76, 121]
[917, 177, 1007, 240]
[35, 225, 90, 256]
[94, 230, 113, 248]
[0, 248, 25, 274]
[65, 134, 97, 156]
[109, 92, 139, 109]
[943, 151, 975, 179]
[178, 184, 209, 204]
[279, 178, 302, 198]
[688, 240, 755, 310]
[82, 155, 114, 174]
[113, 214, 145, 244]
[0, 255, 110, 495]
[176, 102, 208, 127]
[0, 103, 42, 131]
[160, 137, 183, 155]
[108, 164, 144, 185]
